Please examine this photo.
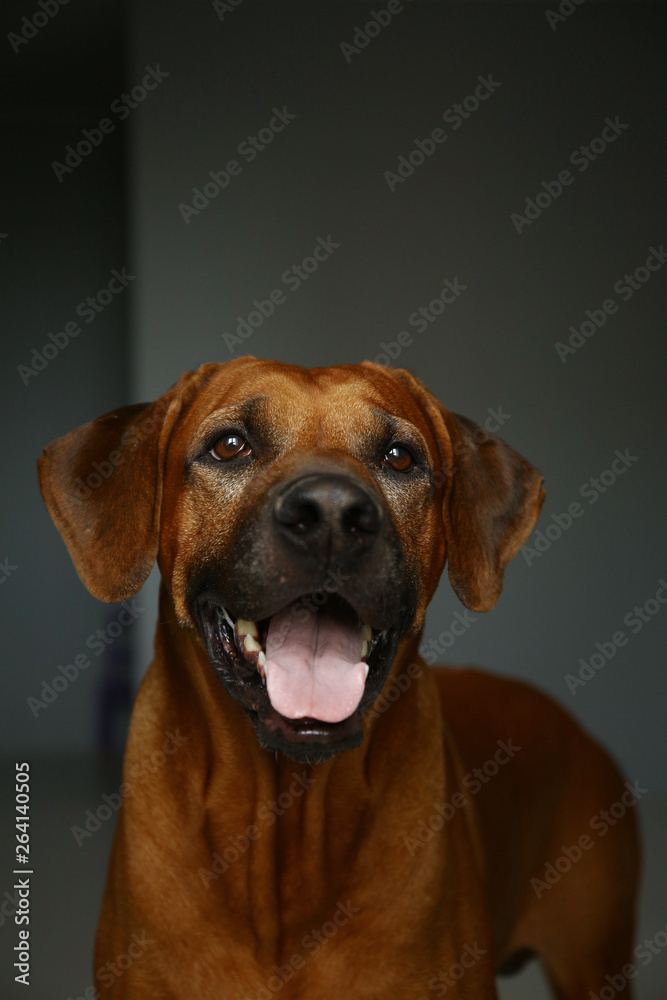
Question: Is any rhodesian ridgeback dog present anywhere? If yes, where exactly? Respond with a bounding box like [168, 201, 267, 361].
[39, 359, 640, 999]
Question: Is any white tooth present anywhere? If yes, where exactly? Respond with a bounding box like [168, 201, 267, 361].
[361, 640, 369, 658]
[221, 607, 236, 629]
[362, 663, 369, 680]
[237, 619, 259, 638]
[258, 650, 266, 667]
[361, 624, 372, 642]
[244, 634, 262, 653]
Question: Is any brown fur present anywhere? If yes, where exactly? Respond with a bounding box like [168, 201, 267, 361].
[38, 359, 640, 998]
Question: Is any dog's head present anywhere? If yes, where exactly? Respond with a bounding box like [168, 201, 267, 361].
[38, 358, 544, 762]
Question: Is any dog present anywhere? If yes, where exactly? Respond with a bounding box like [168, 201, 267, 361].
[39, 358, 640, 998]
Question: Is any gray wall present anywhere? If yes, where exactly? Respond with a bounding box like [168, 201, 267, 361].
[1, 0, 129, 753]
[128, 0, 666, 790]
[2, 2, 665, 795]
[2, 7, 664, 998]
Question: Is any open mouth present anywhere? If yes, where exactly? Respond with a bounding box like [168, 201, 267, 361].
[194, 592, 399, 761]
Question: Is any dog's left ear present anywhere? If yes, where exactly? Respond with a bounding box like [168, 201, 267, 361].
[37, 367, 215, 603]
[385, 368, 545, 613]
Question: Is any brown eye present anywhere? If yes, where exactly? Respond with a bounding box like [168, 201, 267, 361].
[210, 433, 251, 461]
[382, 444, 414, 473]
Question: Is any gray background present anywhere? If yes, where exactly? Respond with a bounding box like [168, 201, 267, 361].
[1, 1, 666, 998]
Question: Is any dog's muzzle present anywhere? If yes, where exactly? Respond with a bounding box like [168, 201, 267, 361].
[189, 470, 415, 763]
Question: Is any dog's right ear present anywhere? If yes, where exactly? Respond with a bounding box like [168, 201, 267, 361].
[37, 367, 215, 603]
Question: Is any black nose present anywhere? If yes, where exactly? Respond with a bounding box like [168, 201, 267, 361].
[274, 475, 382, 558]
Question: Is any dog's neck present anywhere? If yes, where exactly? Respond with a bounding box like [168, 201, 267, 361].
[121, 585, 447, 942]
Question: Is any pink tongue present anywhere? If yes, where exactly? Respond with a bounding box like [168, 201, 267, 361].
[264, 602, 367, 723]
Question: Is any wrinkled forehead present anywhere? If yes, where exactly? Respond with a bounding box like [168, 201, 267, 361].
[179, 361, 432, 455]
